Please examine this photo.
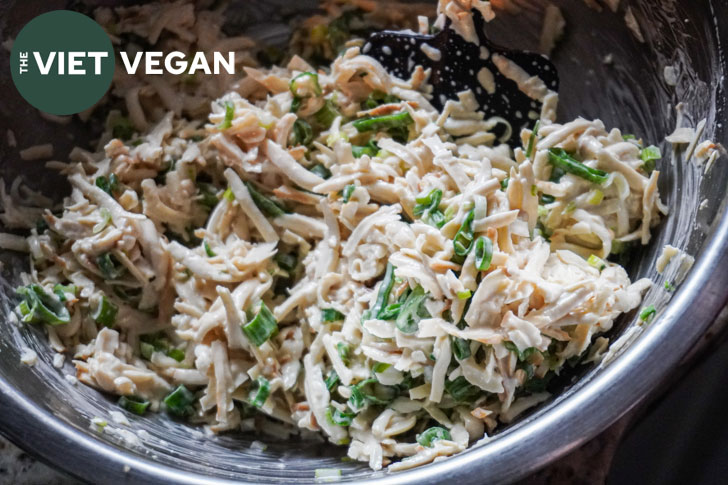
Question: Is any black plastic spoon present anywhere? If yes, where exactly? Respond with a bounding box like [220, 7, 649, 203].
[363, 9, 558, 147]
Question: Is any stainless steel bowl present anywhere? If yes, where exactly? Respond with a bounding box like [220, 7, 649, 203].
[1, 1, 727, 483]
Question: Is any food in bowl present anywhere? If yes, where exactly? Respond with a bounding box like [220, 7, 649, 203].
[2, 0, 670, 472]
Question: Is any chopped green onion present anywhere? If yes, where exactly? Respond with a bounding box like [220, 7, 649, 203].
[456, 290, 472, 300]
[245, 182, 285, 218]
[377, 302, 401, 320]
[290, 96, 302, 113]
[223, 187, 235, 202]
[95, 173, 120, 195]
[290, 72, 322, 98]
[352, 140, 379, 158]
[326, 405, 355, 426]
[395, 286, 427, 334]
[664, 281, 675, 292]
[540, 194, 556, 204]
[314, 100, 341, 128]
[118, 395, 150, 415]
[500, 177, 509, 191]
[623, 134, 636, 141]
[218, 101, 235, 130]
[93, 208, 112, 234]
[416, 427, 451, 447]
[249, 376, 271, 408]
[372, 362, 391, 374]
[348, 378, 396, 410]
[325, 370, 339, 391]
[336, 342, 351, 366]
[530, 185, 538, 196]
[640, 145, 661, 173]
[242, 302, 278, 347]
[362, 262, 396, 322]
[413, 188, 446, 228]
[444, 376, 481, 403]
[197, 183, 220, 210]
[96, 252, 126, 280]
[352, 111, 412, 139]
[547, 148, 608, 184]
[274, 252, 297, 272]
[587, 189, 604, 205]
[93, 295, 118, 328]
[639, 305, 656, 323]
[112, 117, 135, 141]
[203, 240, 216, 257]
[167, 348, 185, 362]
[342, 184, 356, 203]
[362, 91, 400, 109]
[15, 284, 70, 326]
[322, 308, 345, 322]
[292, 118, 313, 146]
[53, 284, 77, 302]
[474, 236, 493, 272]
[525, 120, 540, 158]
[504, 341, 539, 362]
[140, 342, 155, 360]
[164, 385, 196, 417]
[310, 164, 332, 179]
[564, 201, 577, 213]
[451, 336, 471, 360]
[587, 254, 607, 271]
[453, 210, 476, 257]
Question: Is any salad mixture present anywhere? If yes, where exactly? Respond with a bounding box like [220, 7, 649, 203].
[2, 0, 666, 472]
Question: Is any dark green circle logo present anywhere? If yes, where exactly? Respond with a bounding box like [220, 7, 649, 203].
[10, 10, 115, 115]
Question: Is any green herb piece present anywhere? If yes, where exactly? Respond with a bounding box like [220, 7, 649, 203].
[15, 284, 70, 326]
[500, 177, 510, 191]
[587, 189, 604, 205]
[274, 252, 297, 272]
[362, 262, 396, 322]
[587, 254, 607, 271]
[118, 395, 150, 415]
[326, 406, 355, 426]
[290, 96, 302, 113]
[525, 120, 540, 158]
[453, 210, 476, 257]
[342, 184, 356, 203]
[372, 362, 391, 374]
[242, 302, 278, 347]
[639, 305, 656, 323]
[218, 101, 235, 130]
[336, 342, 351, 366]
[292, 118, 313, 146]
[112, 117, 135, 141]
[93, 208, 112, 234]
[96, 252, 126, 280]
[456, 290, 472, 300]
[413, 188, 446, 228]
[245, 182, 285, 218]
[322, 308, 345, 322]
[314, 100, 341, 128]
[377, 303, 401, 320]
[223, 187, 235, 202]
[664, 281, 675, 292]
[92, 295, 118, 328]
[53, 284, 77, 302]
[623, 134, 636, 141]
[164, 385, 196, 417]
[348, 378, 397, 410]
[504, 341, 538, 362]
[140, 342, 155, 360]
[203, 240, 216, 257]
[310, 164, 332, 179]
[351, 140, 379, 158]
[547, 148, 608, 184]
[290, 72, 322, 98]
[95, 173, 120, 195]
[451, 336, 471, 360]
[416, 427, 451, 447]
[640, 145, 661, 173]
[444, 376, 481, 403]
[167, 348, 185, 362]
[362, 91, 400, 109]
[474, 236, 493, 271]
[325, 370, 339, 391]
[395, 286, 427, 334]
[315, 468, 342, 481]
[352, 111, 412, 141]
[249, 376, 271, 408]
[540, 194, 556, 204]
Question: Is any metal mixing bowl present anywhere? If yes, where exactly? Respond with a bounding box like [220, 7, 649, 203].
[0, 1, 726, 483]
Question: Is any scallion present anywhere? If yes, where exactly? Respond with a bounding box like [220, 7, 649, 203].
[587, 254, 607, 271]
[274, 252, 297, 272]
[413, 188, 446, 228]
[547, 148, 608, 184]
[203, 240, 216, 257]
[639, 305, 656, 323]
[314, 100, 341, 128]
[326, 405, 355, 426]
[249, 376, 271, 408]
[342, 184, 356, 203]
[416, 426, 451, 447]
[352, 140, 379, 158]
[112, 117, 135, 141]
[92, 295, 118, 328]
[53, 283, 77, 302]
[15, 284, 70, 326]
[95, 173, 120, 195]
[167, 348, 185, 362]
[444, 376, 481, 403]
[292, 118, 313, 146]
[310, 164, 332, 179]
[218, 101, 235, 130]
[362, 262, 395, 322]
[640, 145, 661, 173]
[96, 252, 126, 280]
[290, 72, 322, 98]
[118, 395, 150, 415]
[451, 336, 471, 360]
[322, 308, 345, 322]
[336, 342, 351, 366]
[242, 302, 278, 347]
[93, 208, 112, 234]
[164, 385, 196, 417]
[456, 290, 471, 300]
[245, 182, 286, 218]
[395, 286, 427, 334]
[525, 120, 540, 158]
[325, 370, 339, 391]
[453, 210, 475, 257]
[352, 111, 412, 141]
[473, 236, 493, 271]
